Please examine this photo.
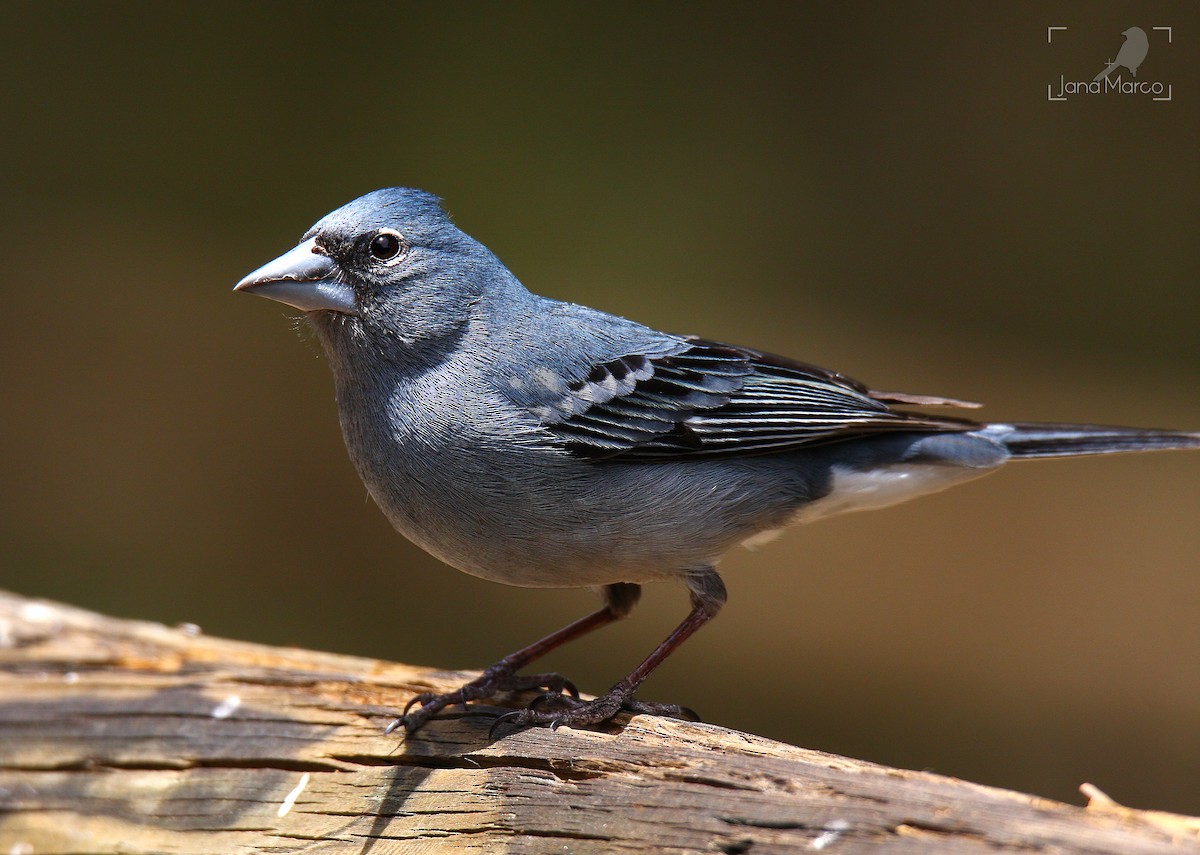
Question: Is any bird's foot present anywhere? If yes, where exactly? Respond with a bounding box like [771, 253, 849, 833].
[489, 686, 699, 737]
[387, 663, 578, 735]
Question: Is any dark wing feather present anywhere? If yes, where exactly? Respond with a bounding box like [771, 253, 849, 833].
[547, 344, 750, 454]
[533, 338, 982, 460]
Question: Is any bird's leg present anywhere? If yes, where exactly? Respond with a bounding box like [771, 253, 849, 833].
[492, 568, 726, 734]
[391, 582, 641, 734]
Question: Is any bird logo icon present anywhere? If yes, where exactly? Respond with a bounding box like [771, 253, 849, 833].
[1094, 26, 1149, 81]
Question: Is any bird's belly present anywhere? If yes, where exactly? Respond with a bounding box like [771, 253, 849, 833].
[358, 449, 813, 588]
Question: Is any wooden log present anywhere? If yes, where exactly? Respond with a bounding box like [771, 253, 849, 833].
[1, 589, 1197, 854]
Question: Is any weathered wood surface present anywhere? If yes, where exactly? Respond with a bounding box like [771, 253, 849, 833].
[1, 590, 1198, 854]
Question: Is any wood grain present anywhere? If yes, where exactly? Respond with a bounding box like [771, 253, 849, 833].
[1, 590, 1197, 854]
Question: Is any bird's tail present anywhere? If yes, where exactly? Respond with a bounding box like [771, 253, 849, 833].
[1094, 62, 1120, 82]
[979, 422, 1200, 460]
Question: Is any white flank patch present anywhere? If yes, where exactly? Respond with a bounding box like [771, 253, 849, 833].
[794, 463, 992, 523]
[742, 463, 993, 550]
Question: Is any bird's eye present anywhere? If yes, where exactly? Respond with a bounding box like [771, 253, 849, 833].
[369, 231, 404, 261]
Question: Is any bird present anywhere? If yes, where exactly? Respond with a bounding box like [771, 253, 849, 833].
[235, 188, 1200, 735]
[1094, 26, 1149, 81]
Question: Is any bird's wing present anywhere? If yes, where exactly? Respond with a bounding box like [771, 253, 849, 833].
[509, 337, 983, 460]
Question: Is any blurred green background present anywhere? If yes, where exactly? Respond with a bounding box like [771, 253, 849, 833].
[3, 1, 1198, 813]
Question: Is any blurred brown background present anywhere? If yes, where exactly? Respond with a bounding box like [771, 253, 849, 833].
[2, 2, 1198, 813]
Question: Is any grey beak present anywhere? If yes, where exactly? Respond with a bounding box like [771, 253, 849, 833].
[234, 237, 359, 315]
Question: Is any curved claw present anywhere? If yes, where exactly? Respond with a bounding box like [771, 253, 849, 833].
[390, 666, 588, 736]
[488, 709, 528, 740]
[487, 690, 700, 735]
[402, 693, 434, 718]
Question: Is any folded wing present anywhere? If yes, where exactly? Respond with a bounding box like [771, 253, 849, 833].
[515, 337, 983, 461]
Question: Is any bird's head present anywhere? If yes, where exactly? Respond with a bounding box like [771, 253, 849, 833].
[236, 188, 518, 356]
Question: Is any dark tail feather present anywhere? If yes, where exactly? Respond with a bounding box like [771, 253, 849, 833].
[980, 422, 1200, 459]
